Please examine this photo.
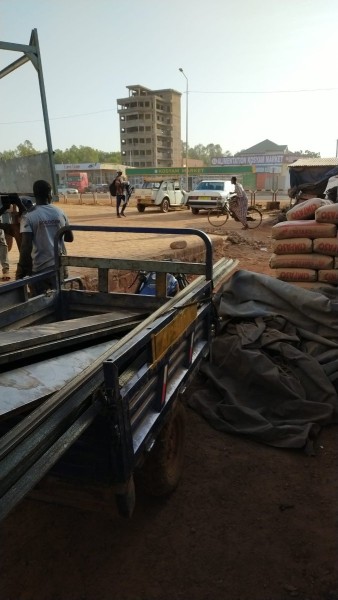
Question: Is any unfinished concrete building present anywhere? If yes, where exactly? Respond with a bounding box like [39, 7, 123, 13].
[117, 85, 181, 168]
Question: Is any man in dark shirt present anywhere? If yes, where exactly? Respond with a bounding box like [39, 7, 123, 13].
[114, 171, 125, 218]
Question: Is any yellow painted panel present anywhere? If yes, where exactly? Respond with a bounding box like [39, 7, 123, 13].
[151, 304, 197, 364]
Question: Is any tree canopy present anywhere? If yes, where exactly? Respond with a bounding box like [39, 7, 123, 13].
[0, 140, 321, 165]
[0, 141, 122, 164]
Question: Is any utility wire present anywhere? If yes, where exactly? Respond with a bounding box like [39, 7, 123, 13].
[189, 87, 338, 94]
[1, 86, 338, 125]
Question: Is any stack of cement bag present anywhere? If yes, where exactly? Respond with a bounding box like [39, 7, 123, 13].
[270, 198, 338, 287]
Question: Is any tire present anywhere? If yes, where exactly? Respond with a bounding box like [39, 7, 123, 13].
[247, 206, 262, 229]
[137, 204, 146, 213]
[208, 207, 229, 227]
[160, 198, 170, 213]
[138, 402, 186, 496]
[191, 208, 199, 215]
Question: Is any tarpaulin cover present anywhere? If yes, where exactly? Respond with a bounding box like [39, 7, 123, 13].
[188, 270, 338, 452]
[289, 165, 338, 189]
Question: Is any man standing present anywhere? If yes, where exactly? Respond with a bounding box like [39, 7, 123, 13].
[230, 176, 248, 230]
[16, 179, 73, 293]
[113, 170, 126, 218]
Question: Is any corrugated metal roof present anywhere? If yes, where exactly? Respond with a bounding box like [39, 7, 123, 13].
[288, 158, 338, 168]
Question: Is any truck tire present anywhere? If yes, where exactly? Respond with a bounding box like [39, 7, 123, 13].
[137, 205, 146, 213]
[160, 198, 170, 213]
[138, 401, 186, 496]
[191, 208, 199, 215]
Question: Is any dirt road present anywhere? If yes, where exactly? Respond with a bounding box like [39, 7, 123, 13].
[1, 204, 337, 600]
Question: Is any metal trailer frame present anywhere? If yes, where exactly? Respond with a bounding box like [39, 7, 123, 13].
[0, 28, 57, 194]
[0, 226, 237, 521]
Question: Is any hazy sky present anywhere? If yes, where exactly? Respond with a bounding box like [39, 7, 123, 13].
[1, 0, 337, 157]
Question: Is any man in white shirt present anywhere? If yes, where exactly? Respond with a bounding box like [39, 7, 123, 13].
[230, 176, 248, 229]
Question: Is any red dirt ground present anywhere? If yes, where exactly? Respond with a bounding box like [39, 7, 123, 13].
[1, 208, 337, 600]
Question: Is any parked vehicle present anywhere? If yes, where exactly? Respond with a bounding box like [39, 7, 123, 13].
[186, 180, 233, 214]
[95, 183, 109, 193]
[135, 178, 187, 213]
[0, 225, 238, 522]
[57, 185, 79, 196]
[65, 172, 89, 193]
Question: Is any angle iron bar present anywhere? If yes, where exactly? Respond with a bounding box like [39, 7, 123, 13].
[0, 320, 142, 366]
[0, 295, 57, 331]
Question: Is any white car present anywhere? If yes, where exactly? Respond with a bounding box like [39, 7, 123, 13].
[135, 178, 186, 213]
[186, 180, 233, 214]
[57, 186, 79, 196]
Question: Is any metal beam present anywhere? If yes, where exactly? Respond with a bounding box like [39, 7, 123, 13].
[0, 29, 57, 194]
[0, 55, 29, 80]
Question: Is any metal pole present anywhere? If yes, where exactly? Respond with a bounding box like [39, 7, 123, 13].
[30, 29, 58, 195]
[179, 68, 189, 190]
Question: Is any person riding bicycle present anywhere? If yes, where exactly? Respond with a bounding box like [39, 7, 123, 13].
[229, 176, 248, 230]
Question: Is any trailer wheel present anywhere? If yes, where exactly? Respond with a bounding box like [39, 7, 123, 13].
[137, 205, 146, 212]
[139, 402, 186, 496]
[160, 198, 170, 213]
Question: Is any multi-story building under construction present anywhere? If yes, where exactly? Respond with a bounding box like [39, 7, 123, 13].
[117, 85, 181, 168]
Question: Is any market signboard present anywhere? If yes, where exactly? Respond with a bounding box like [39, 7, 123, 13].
[126, 165, 255, 176]
[212, 155, 297, 166]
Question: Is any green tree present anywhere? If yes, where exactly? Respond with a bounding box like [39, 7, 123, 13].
[16, 140, 39, 156]
[53, 146, 121, 164]
[0, 140, 39, 159]
[183, 142, 232, 165]
[291, 149, 321, 158]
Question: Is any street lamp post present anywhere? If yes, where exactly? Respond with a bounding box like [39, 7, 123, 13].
[179, 68, 189, 191]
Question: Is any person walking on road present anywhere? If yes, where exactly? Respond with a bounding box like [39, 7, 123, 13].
[230, 176, 249, 230]
[16, 179, 73, 294]
[120, 177, 134, 217]
[112, 171, 125, 218]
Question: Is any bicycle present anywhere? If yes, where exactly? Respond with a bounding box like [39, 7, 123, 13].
[207, 197, 263, 229]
